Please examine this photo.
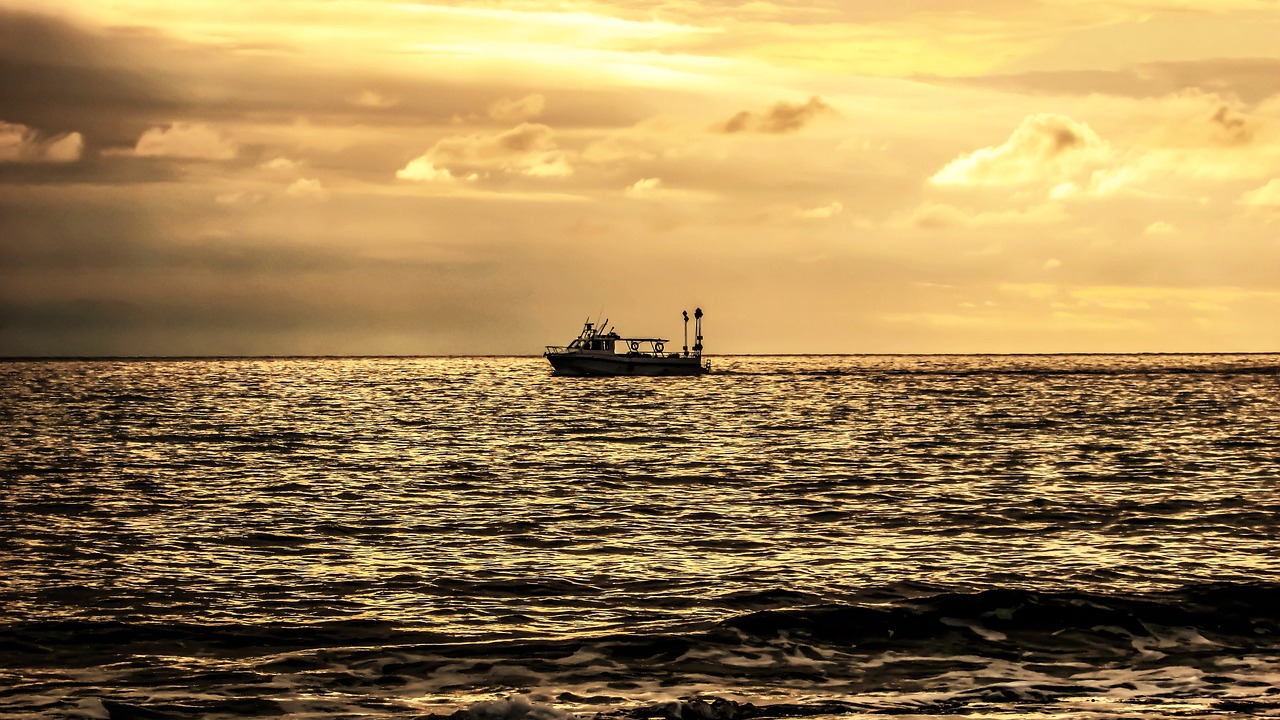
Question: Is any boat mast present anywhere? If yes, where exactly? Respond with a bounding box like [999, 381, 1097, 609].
[693, 307, 703, 357]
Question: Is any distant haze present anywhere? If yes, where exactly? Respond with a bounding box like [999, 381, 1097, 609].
[2, 1, 1279, 355]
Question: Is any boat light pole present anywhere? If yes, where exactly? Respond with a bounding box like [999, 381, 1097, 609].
[694, 307, 703, 357]
[683, 310, 689, 357]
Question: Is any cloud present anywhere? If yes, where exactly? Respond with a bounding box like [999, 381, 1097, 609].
[715, 96, 834, 134]
[0, 121, 83, 163]
[626, 177, 662, 194]
[1240, 179, 1280, 206]
[581, 119, 677, 164]
[1144, 221, 1177, 236]
[907, 201, 1067, 229]
[1207, 105, 1259, 146]
[0, 10, 185, 149]
[795, 201, 843, 219]
[909, 203, 970, 228]
[354, 90, 397, 108]
[930, 114, 1111, 188]
[999, 283, 1060, 301]
[489, 94, 546, 123]
[923, 58, 1280, 104]
[1047, 164, 1148, 200]
[619, 176, 717, 203]
[261, 157, 298, 170]
[398, 123, 573, 180]
[396, 157, 456, 183]
[930, 96, 1273, 204]
[285, 178, 329, 200]
[132, 122, 238, 160]
[215, 190, 266, 205]
[1147, 100, 1264, 148]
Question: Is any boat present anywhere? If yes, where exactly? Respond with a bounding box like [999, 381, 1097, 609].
[544, 308, 710, 376]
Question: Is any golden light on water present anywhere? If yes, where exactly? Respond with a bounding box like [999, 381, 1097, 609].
[4, 354, 1279, 716]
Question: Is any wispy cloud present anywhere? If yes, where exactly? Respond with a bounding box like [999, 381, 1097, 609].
[930, 114, 1111, 188]
[488, 94, 546, 123]
[285, 177, 329, 201]
[129, 123, 238, 160]
[1240, 179, 1280, 206]
[714, 97, 835, 134]
[795, 201, 843, 219]
[398, 123, 573, 180]
[0, 121, 83, 163]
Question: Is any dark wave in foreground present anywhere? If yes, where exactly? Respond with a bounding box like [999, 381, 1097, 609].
[427, 694, 1280, 720]
[4, 583, 1279, 718]
[8, 582, 1275, 657]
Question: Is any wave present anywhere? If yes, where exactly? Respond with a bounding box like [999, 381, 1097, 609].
[7, 583, 1278, 719]
[718, 582, 1280, 646]
[7, 582, 1275, 665]
[74, 691, 1280, 720]
[422, 695, 1280, 720]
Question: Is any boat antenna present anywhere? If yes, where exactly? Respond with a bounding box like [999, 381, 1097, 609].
[694, 307, 703, 356]
[682, 310, 689, 357]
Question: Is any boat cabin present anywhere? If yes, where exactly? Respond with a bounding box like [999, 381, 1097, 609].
[568, 322, 619, 353]
[549, 321, 674, 358]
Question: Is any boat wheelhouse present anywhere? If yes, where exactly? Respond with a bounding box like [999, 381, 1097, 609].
[544, 309, 710, 376]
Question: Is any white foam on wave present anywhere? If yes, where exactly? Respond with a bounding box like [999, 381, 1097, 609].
[460, 695, 575, 720]
[940, 615, 1008, 642]
[73, 698, 109, 719]
[554, 646, 609, 667]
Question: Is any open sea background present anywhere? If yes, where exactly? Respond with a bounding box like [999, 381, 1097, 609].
[2, 354, 1279, 720]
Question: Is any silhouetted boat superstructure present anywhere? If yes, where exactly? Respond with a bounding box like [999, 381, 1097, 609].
[544, 308, 709, 376]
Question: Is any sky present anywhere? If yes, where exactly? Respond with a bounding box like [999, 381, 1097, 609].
[2, 0, 1279, 356]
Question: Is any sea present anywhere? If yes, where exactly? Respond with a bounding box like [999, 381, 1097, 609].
[2, 354, 1278, 720]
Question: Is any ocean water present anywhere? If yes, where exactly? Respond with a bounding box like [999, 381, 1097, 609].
[2, 354, 1278, 720]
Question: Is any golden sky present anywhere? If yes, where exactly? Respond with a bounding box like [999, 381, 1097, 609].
[2, 0, 1279, 354]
